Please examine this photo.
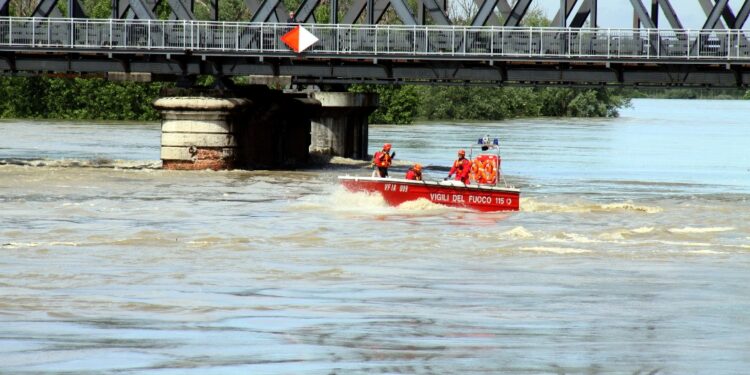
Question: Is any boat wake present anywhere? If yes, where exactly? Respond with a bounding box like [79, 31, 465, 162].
[0, 158, 161, 169]
[520, 197, 662, 214]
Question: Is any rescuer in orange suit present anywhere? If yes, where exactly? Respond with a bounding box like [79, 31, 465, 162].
[405, 163, 423, 180]
[447, 149, 471, 184]
[372, 143, 395, 178]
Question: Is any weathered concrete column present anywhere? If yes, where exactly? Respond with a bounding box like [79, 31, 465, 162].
[154, 97, 250, 170]
[310, 92, 378, 160]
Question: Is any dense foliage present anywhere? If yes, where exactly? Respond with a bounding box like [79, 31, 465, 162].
[0, 76, 164, 121]
[0, 76, 631, 124]
[353, 84, 632, 124]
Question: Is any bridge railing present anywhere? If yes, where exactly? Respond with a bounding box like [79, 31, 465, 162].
[1, 17, 750, 60]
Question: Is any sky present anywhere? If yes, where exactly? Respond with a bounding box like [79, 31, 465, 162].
[532, 0, 749, 29]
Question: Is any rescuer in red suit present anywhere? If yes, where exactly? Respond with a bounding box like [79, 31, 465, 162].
[372, 143, 395, 178]
[447, 149, 471, 184]
[405, 163, 423, 180]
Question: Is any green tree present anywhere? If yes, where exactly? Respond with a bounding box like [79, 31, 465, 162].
[351, 85, 420, 124]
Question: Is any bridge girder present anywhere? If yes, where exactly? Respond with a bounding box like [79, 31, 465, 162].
[2, 51, 749, 88]
[3, 0, 750, 30]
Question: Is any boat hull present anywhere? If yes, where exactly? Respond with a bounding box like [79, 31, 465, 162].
[339, 176, 520, 212]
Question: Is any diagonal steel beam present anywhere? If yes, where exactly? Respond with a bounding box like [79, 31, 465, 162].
[503, 0, 532, 26]
[629, 0, 656, 28]
[704, 0, 737, 28]
[737, 1, 750, 28]
[656, 0, 682, 29]
[471, 0, 511, 26]
[702, 0, 730, 29]
[388, 0, 417, 25]
[342, 0, 367, 23]
[342, 0, 413, 24]
[496, 0, 511, 18]
[472, 0, 499, 26]
[244, 0, 262, 16]
[569, 0, 593, 28]
[252, 0, 281, 21]
[69, 0, 86, 17]
[128, 0, 157, 19]
[552, 0, 577, 27]
[33, 0, 84, 17]
[167, 0, 195, 19]
[32, 0, 60, 17]
[296, 0, 321, 22]
[421, 0, 450, 25]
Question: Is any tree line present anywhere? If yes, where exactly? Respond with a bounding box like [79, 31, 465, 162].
[0, 75, 636, 124]
[5, 75, 750, 125]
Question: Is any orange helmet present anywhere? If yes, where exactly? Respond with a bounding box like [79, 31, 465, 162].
[383, 143, 392, 151]
[458, 149, 466, 156]
[413, 163, 422, 171]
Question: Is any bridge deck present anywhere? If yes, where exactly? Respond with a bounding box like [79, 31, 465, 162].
[1, 17, 749, 86]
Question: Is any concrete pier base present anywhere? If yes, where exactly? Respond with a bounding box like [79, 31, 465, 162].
[232, 87, 319, 169]
[310, 92, 378, 160]
[154, 97, 249, 170]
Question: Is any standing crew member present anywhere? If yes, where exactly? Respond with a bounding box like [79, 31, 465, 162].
[372, 143, 395, 178]
[286, 11, 297, 23]
[447, 149, 471, 184]
[405, 163, 423, 180]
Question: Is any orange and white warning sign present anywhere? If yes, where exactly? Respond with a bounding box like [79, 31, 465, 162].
[280, 25, 319, 53]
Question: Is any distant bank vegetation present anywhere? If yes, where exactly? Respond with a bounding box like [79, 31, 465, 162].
[352, 84, 632, 124]
[0, 76, 748, 124]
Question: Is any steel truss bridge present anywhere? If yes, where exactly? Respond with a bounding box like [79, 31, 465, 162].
[1, 0, 750, 87]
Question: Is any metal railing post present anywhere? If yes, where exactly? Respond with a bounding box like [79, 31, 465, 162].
[501, 27, 505, 56]
[528, 27, 532, 56]
[452, 26, 456, 56]
[463, 27, 466, 55]
[490, 26, 494, 57]
[736, 29, 740, 58]
[606, 28, 610, 59]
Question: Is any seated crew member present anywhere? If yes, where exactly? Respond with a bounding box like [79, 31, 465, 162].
[405, 163, 423, 180]
[447, 149, 471, 184]
[371, 143, 395, 178]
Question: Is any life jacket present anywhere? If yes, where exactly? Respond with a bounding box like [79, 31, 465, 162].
[474, 154, 499, 184]
[483, 159, 497, 184]
[373, 151, 392, 168]
[405, 169, 422, 180]
[471, 158, 486, 183]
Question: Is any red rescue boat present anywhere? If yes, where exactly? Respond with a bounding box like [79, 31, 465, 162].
[339, 136, 521, 212]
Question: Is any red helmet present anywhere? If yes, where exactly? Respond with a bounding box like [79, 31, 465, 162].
[458, 149, 466, 156]
[383, 143, 392, 151]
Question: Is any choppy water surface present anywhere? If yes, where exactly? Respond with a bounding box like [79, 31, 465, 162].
[1, 99, 749, 374]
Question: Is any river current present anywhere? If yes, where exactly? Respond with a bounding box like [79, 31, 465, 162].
[1, 99, 749, 374]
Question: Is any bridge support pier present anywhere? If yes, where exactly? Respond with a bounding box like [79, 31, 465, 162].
[154, 90, 378, 170]
[309, 92, 378, 160]
[154, 97, 249, 170]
